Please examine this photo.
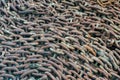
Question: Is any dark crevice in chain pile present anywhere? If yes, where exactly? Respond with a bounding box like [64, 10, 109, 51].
[0, 0, 120, 80]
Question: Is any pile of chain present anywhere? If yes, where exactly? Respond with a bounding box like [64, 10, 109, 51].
[0, 0, 120, 80]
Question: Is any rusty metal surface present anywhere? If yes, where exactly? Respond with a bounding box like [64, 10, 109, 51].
[0, 0, 120, 80]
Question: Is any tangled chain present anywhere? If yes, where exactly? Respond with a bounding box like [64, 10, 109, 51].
[0, 0, 120, 80]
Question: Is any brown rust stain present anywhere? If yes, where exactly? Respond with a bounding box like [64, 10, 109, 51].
[84, 45, 96, 56]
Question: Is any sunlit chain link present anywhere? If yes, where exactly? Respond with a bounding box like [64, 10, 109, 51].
[97, 0, 116, 7]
